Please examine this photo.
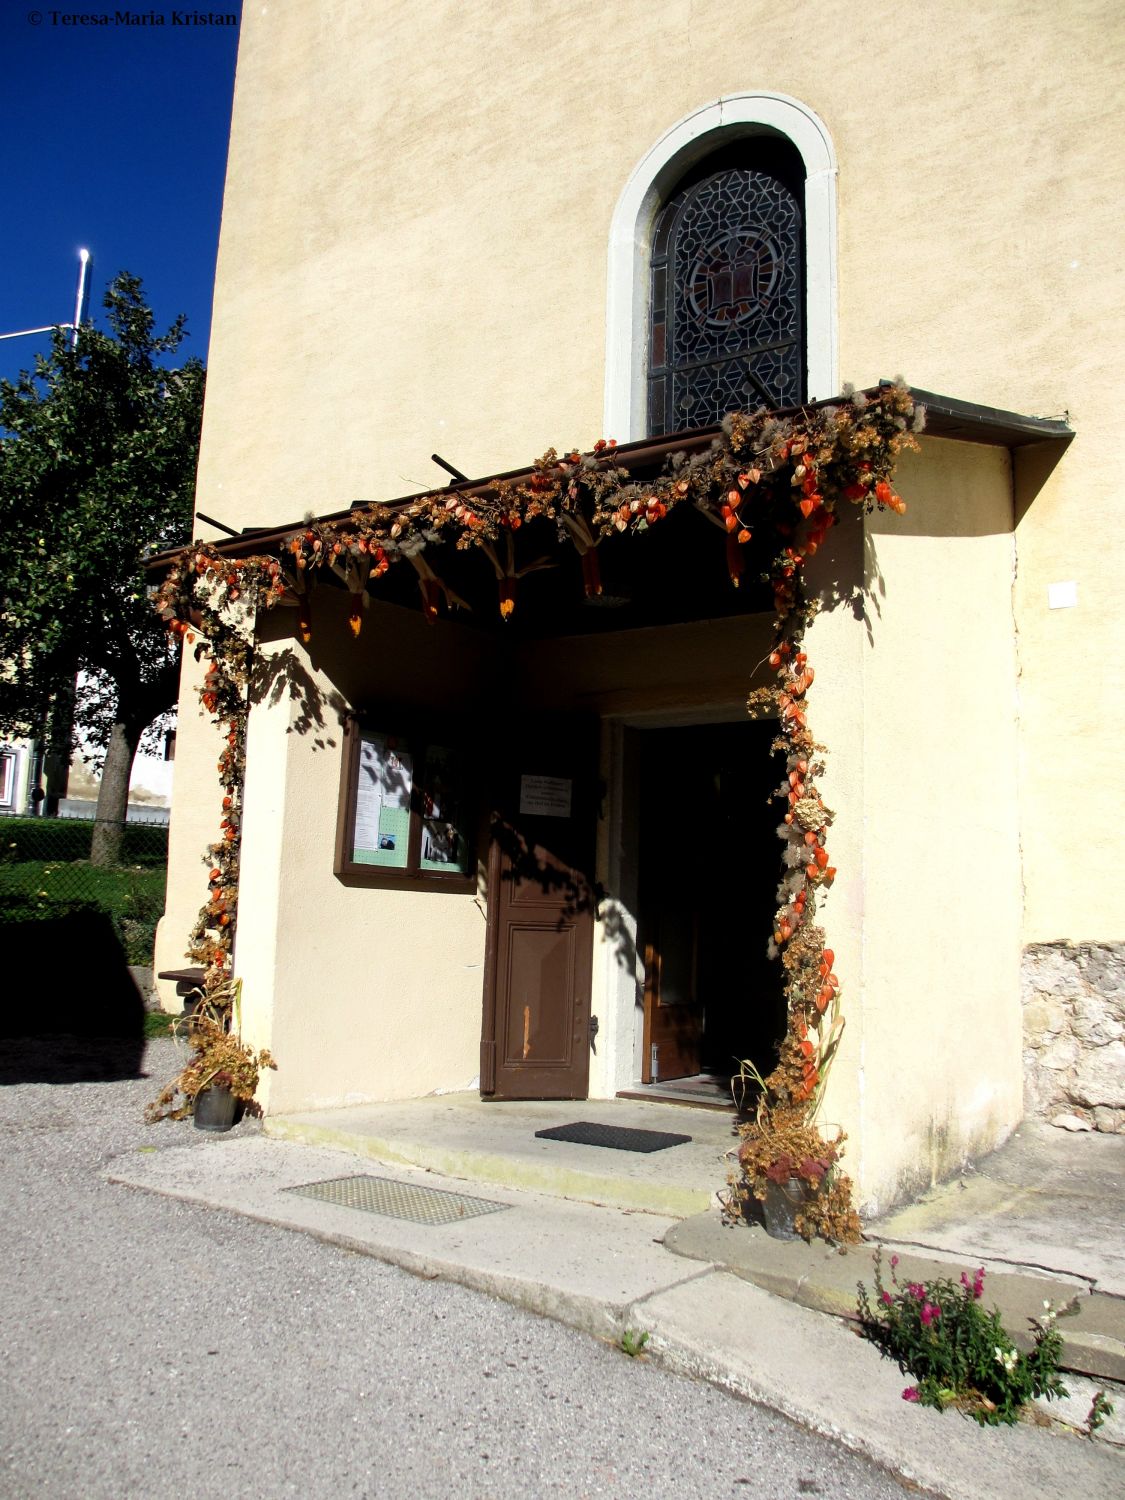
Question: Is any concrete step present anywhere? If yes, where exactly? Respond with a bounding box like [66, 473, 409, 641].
[264, 1093, 740, 1218]
[667, 1211, 1125, 1383]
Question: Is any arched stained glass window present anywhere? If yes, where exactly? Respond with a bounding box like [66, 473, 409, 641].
[648, 160, 805, 436]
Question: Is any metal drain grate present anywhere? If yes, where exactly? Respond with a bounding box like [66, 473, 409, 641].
[283, 1174, 510, 1225]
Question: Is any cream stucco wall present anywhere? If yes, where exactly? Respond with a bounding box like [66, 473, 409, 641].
[189, 0, 1124, 945]
[162, 3, 1122, 1158]
[235, 591, 495, 1111]
[856, 441, 1023, 1207]
[197, 4, 1119, 506]
[788, 440, 1024, 1208]
[154, 650, 228, 1006]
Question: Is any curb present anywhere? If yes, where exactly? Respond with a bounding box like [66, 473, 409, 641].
[663, 1213, 1125, 1383]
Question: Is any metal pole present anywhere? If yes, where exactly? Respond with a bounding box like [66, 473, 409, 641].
[0, 325, 67, 342]
[70, 248, 91, 351]
[0, 249, 92, 345]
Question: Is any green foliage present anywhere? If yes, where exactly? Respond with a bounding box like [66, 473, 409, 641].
[143, 1010, 175, 1039]
[0, 851, 166, 964]
[1086, 1389, 1115, 1436]
[118, 867, 167, 964]
[619, 1328, 650, 1358]
[0, 273, 204, 758]
[857, 1250, 1071, 1426]
[0, 815, 167, 865]
[0, 891, 103, 925]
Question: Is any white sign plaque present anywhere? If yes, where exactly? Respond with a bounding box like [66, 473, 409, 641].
[519, 774, 572, 818]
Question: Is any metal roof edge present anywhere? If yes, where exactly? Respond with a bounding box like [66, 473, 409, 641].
[147, 384, 1074, 570]
[896, 385, 1075, 448]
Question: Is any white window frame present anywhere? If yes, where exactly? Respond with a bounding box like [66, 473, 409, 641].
[604, 92, 839, 442]
[0, 749, 17, 808]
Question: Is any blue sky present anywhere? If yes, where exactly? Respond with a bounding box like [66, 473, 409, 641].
[0, 5, 242, 386]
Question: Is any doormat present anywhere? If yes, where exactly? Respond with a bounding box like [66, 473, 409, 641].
[534, 1122, 692, 1153]
[283, 1174, 510, 1225]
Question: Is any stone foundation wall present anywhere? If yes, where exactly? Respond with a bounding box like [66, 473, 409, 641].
[1023, 943, 1125, 1133]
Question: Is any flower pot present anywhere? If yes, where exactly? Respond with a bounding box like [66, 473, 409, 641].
[193, 1084, 237, 1133]
[757, 1177, 807, 1240]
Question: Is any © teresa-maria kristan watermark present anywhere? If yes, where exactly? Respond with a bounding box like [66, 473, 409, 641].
[27, 10, 237, 25]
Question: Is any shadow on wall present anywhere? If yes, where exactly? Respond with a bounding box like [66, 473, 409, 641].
[248, 642, 348, 746]
[226, 500, 916, 1075]
[0, 910, 146, 1082]
[235, 506, 884, 1008]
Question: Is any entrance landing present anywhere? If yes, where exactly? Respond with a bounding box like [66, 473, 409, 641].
[617, 1073, 736, 1109]
[264, 1094, 740, 1218]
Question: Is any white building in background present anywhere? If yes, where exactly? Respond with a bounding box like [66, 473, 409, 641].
[0, 740, 32, 818]
[0, 733, 172, 824]
[63, 720, 175, 825]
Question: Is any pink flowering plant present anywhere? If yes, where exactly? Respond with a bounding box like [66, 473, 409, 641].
[856, 1249, 1071, 1426]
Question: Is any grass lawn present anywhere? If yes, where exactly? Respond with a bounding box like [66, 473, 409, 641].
[0, 860, 164, 906]
[0, 859, 167, 966]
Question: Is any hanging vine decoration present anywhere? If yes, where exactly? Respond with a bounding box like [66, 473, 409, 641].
[155, 382, 923, 1231]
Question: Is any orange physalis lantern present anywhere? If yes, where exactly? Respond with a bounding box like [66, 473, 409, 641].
[498, 577, 517, 621]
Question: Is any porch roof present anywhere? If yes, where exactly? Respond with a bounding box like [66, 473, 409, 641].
[147, 384, 1073, 572]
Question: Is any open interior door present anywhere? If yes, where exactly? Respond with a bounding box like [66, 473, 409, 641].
[640, 848, 703, 1083]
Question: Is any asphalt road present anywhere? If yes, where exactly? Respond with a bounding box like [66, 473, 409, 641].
[1, 1037, 920, 1499]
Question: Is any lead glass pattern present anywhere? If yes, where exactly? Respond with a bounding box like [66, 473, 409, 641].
[648, 168, 804, 435]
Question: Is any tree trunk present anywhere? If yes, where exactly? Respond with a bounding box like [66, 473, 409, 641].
[43, 681, 76, 816]
[90, 720, 141, 867]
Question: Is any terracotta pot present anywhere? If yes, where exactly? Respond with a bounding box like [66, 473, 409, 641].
[193, 1084, 237, 1133]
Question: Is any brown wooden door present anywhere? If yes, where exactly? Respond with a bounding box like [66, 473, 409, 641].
[480, 716, 598, 1100]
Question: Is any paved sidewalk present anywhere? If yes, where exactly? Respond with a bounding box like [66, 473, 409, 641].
[3, 1039, 916, 1500]
[108, 1110, 1125, 1500]
[669, 1118, 1125, 1387]
[870, 1122, 1125, 1298]
[262, 1097, 1125, 1378]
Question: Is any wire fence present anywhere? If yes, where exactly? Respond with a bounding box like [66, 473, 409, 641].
[57, 798, 170, 826]
[0, 816, 168, 967]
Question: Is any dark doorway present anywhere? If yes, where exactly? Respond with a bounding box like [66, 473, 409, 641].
[638, 720, 784, 1092]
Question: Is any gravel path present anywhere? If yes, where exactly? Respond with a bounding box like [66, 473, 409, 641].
[1, 1037, 918, 1499]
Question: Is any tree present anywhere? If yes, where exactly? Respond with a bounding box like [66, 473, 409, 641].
[0, 273, 204, 863]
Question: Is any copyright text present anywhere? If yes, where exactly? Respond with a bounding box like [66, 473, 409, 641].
[28, 11, 238, 26]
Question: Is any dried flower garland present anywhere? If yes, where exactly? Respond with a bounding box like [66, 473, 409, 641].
[146, 980, 277, 1123]
[155, 382, 922, 1225]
